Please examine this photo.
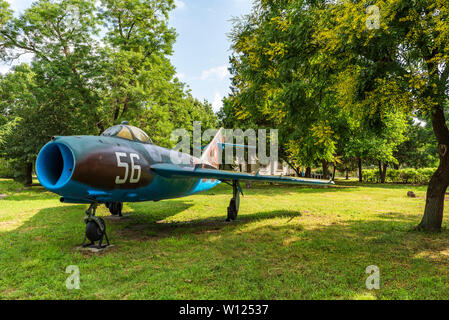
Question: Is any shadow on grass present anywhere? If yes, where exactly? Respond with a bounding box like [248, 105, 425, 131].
[204, 182, 356, 197]
[119, 207, 303, 240]
[0, 184, 55, 201]
[0, 198, 303, 243]
[376, 211, 423, 222]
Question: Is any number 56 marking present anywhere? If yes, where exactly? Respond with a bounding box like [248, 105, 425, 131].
[115, 152, 141, 184]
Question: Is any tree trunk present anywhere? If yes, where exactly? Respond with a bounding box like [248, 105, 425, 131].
[358, 157, 363, 182]
[25, 162, 33, 186]
[322, 160, 329, 179]
[346, 170, 349, 180]
[332, 163, 336, 181]
[305, 167, 311, 178]
[378, 161, 382, 183]
[418, 108, 449, 232]
[378, 161, 387, 183]
[418, 163, 449, 232]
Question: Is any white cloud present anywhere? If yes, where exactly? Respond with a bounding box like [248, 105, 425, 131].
[200, 65, 230, 81]
[174, 0, 186, 10]
[212, 92, 223, 112]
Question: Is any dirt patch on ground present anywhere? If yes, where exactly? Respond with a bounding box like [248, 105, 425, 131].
[0, 194, 7, 200]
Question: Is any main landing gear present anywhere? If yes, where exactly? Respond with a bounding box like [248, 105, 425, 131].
[226, 180, 243, 222]
[82, 202, 110, 249]
[79, 182, 243, 245]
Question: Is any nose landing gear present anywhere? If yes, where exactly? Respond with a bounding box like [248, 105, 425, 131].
[82, 202, 110, 249]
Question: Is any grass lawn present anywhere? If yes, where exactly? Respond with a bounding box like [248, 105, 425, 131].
[0, 178, 448, 300]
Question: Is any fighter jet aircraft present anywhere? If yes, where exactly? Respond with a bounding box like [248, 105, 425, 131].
[36, 121, 333, 248]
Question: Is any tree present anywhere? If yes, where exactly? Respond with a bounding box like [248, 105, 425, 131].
[316, 0, 449, 231]
[227, 0, 346, 179]
[0, 0, 217, 180]
[395, 117, 438, 169]
[0, 0, 11, 44]
[227, 0, 409, 182]
[363, 111, 408, 183]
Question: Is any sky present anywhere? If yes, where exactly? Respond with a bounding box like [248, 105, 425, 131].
[0, 0, 254, 112]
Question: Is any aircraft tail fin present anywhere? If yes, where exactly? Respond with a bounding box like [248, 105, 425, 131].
[201, 128, 224, 168]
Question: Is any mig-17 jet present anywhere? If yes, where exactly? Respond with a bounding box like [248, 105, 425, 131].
[36, 122, 333, 248]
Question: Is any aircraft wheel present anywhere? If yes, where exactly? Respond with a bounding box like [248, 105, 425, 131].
[82, 203, 110, 249]
[85, 217, 105, 242]
[226, 199, 238, 221]
[108, 202, 123, 216]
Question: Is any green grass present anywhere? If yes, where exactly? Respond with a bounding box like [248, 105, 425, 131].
[0, 178, 448, 300]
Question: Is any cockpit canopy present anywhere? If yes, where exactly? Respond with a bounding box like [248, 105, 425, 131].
[101, 121, 152, 144]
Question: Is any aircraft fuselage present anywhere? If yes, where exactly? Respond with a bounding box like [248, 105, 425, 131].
[36, 135, 220, 204]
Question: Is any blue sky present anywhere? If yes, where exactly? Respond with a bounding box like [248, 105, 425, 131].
[1, 0, 253, 112]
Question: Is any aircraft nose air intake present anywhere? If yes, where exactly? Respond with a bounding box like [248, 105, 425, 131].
[36, 142, 75, 190]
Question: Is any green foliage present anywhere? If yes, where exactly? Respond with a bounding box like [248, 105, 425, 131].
[227, 0, 343, 168]
[313, 167, 332, 176]
[0, 0, 217, 177]
[0, 158, 12, 178]
[386, 169, 401, 183]
[316, 0, 449, 153]
[395, 117, 439, 168]
[226, 0, 410, 172]
[362, 169, 379, 183]
[363, 168, 436, 184]
[3, 160, 30, 183]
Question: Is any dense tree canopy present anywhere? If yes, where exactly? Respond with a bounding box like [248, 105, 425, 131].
[0, 0, 217, 182]
[225, 0, 410, 178]
[224, 0, 449, 231]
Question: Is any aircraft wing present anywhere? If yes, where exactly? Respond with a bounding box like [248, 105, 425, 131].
[151, 163, 334, 186]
